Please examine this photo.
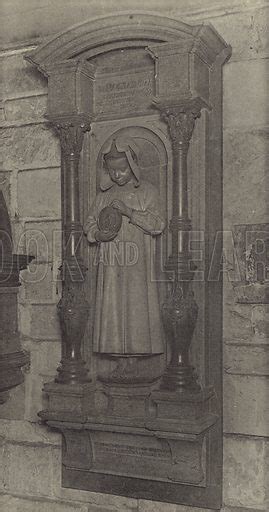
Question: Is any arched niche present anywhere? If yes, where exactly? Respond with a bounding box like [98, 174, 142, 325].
[87, 125, 169, 384]
[26, 13, 231, 510]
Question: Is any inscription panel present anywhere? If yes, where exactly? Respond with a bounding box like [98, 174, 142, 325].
[85, 430, 205, 485]
[95, 441, 170, 460]
[94, 68, 155, 116]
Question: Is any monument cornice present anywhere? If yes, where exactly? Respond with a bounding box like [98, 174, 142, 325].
[25, 13, 231, 72]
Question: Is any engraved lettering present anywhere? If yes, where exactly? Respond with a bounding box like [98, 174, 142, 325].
[94, 442, 170, 459]
[95, 71, 154, 114]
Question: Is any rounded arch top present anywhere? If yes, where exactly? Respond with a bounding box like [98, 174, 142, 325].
[25, 12, 229, 72]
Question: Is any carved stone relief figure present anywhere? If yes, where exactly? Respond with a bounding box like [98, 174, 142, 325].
[84, 137, 165, 358]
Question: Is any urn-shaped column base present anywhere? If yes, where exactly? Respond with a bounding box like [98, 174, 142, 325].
[162, 282, 200, 393]
[56, 262, 90, 385]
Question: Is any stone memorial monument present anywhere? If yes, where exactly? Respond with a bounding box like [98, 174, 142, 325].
[26, 13, 231, 509]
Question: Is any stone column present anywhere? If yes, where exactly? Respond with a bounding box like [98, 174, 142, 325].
[49, 114, 91, 384]
[154, 98, 206, 393]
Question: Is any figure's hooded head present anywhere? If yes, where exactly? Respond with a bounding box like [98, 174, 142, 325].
[100, 137, 140, 191]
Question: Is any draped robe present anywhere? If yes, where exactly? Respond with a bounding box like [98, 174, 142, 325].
[84, 180, 165, 355]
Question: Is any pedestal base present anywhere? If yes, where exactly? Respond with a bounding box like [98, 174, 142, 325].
[147, 386, 217, 433]
[160, 364, 201, 393]
[40, 382, 218, 499]
[57, 420, 207, 487]
[55, 358, 90, 385]
[97, 354, 165, 384]
[39, 381, 94, 423]
[101, 383, 153, 420]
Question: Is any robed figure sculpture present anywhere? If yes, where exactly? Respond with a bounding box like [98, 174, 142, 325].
[84, 137, 165, 356]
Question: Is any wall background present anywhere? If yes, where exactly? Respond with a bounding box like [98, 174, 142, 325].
[0, 1, 268, 511]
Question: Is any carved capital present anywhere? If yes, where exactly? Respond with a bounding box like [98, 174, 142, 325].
[49, 115, 92, 158]
[153, 97, 208, 148]
[57, 120, 91, 158]
[164, 109, 197, 148]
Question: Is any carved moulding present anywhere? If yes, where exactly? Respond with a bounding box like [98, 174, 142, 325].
[0, 191, 33, 403]
[26, 13, 231, 510]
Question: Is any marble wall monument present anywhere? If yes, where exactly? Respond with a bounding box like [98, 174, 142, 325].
[26, 14, 231, 510]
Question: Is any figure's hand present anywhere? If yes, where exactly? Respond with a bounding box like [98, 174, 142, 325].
[110, 199, 132, 218]
[95, 230, 117, 242]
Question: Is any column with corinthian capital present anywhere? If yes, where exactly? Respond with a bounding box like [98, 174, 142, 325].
[40, 60, 96, 385]
[51, 115, 91, 384]
[154, 97, 207, 393]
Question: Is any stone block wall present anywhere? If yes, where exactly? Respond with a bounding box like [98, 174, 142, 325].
[0, 1, 268, 511]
